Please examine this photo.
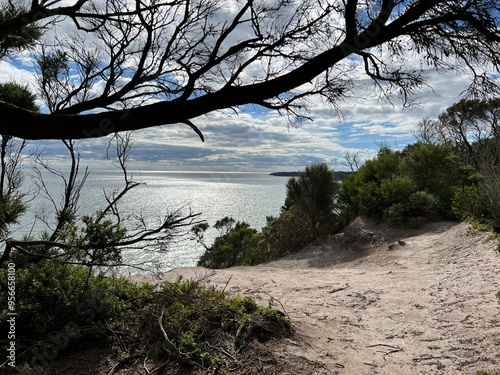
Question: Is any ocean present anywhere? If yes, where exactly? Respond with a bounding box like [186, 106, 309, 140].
[17, 170, 289, 273]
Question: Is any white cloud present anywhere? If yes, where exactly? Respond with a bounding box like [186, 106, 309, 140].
[1, 4, 495, 172]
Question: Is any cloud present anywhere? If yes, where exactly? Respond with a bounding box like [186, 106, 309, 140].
[0, 5, 494, 172]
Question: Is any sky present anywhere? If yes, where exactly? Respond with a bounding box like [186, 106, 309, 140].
[0, 4, 489, 173]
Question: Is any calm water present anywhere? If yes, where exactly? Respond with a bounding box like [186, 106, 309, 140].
[17, 170, 289, 273]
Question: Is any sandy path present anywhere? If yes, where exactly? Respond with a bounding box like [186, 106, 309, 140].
[143, 219, 500, 374]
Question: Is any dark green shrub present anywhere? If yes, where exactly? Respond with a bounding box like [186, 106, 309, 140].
[339, 149, 401, 218]
[0, 260, 154, 364]
[284, 162, 340, 235]
[380, 175, 418, 206]
[383, 191, 439, 225]
[452, 184, 490, 223]
[195, 218, 259, 268]
[260, 206, 315, 258]
[401, 142, 474, 217]
[0, 195, 26, 236]
[133, 278, 293, 369]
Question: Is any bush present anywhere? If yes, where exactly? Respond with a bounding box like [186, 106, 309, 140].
[0, 258, 294, 372]
[195, 217, 260, 268]
[0, 260, 154, 364]
[284, 162, 340, 235]
[452, 184, 490, 223]
[132, 278, 293, 370]
[260, 206, 316, 259]
[339, 149, 401, 218]
[380, 175, 418, 207]
[401, 142, 474, 217]
[383, 191, 439, 225]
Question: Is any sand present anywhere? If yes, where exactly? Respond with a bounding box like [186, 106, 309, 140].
[140, 218, 500, 374]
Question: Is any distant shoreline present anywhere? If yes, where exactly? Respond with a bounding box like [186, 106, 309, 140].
[270, 171, 353, 180]
[269, 172, 301, 177]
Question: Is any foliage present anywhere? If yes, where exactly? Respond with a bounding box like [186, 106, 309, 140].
[378, 175, 439, 224]
[434, 98, 500, 168]
[284, 162, 340, 236]
[452, 185, 491, 224]
[0, 82, 39, 112]
[339, 149, 402, 219]
[54, 212, 127, 268]
[0, 6, 43, 58]
[0, 194, 25, 236]
[0, 260, 155, 364]
[339, 143, 475, 224]
[413, 98, 500, 229]
[383, 191, 440, 225]
[0, 260, 292, 372]
[400, 142, 475, 216]
[193, 217, 260, 269]
[130, 278, 292, 371]
[260, 206, 316, 259]
[0, 82, 35, 240]
[481, 166, 500, 231]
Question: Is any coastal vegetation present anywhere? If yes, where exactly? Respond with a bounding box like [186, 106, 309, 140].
[1, 92, 499, 372]
[1, 1, 500, 371]
[197, 100, 500, 268]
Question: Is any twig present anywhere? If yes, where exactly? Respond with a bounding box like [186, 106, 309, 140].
[108, 360, 126, 375]
[366, 344, 402, 349]
[328, 285, 349, 293]
[264, 292, 290, 319]
[367, 343, 404, 358]
[412, 355, 450, 362]
[222, 276, 232, 293]
[159, 310, 184, 361]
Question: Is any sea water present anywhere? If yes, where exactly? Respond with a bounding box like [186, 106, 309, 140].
[16, 169, 288, 273]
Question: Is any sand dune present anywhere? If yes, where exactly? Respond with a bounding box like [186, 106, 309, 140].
[153, 218, 500, 374]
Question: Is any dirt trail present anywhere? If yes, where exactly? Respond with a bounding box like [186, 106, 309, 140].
[156, 219, 500, 374]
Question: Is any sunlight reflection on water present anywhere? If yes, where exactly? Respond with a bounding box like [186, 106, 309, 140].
[19, 170, 288, 274]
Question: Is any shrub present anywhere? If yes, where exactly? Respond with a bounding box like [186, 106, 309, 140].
[452, 184, 490, 223]
[195, 218, 260, 268]
[132, 278, 293, 370]
[401, 142, 474, 217]
[260, 206, 316, 258]
[284, 162, 340, 235]
[383, 191, 439, 225]
[380, 175, 418, 207]
[0, 260, 154, 364]
[339, 149, 401, 218]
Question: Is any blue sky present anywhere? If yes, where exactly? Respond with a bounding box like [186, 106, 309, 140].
[0, 11, 484, 173]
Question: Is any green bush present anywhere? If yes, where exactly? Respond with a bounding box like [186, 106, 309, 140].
[452, 184, 490, 223]
[260, 206, 316, 258]
[380, 175, 418, 206]
[0, 258, 293, 372]
[284, 162, 340, 235]
[339, 143, 481, 223]
[0, 260, 154, 364]
[339, 149, 401, 218]
[383, 191, 439, 225]
[133, 278, 293, 369]
[195, 218, 260, 268]
[401, 142, 474, 217]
